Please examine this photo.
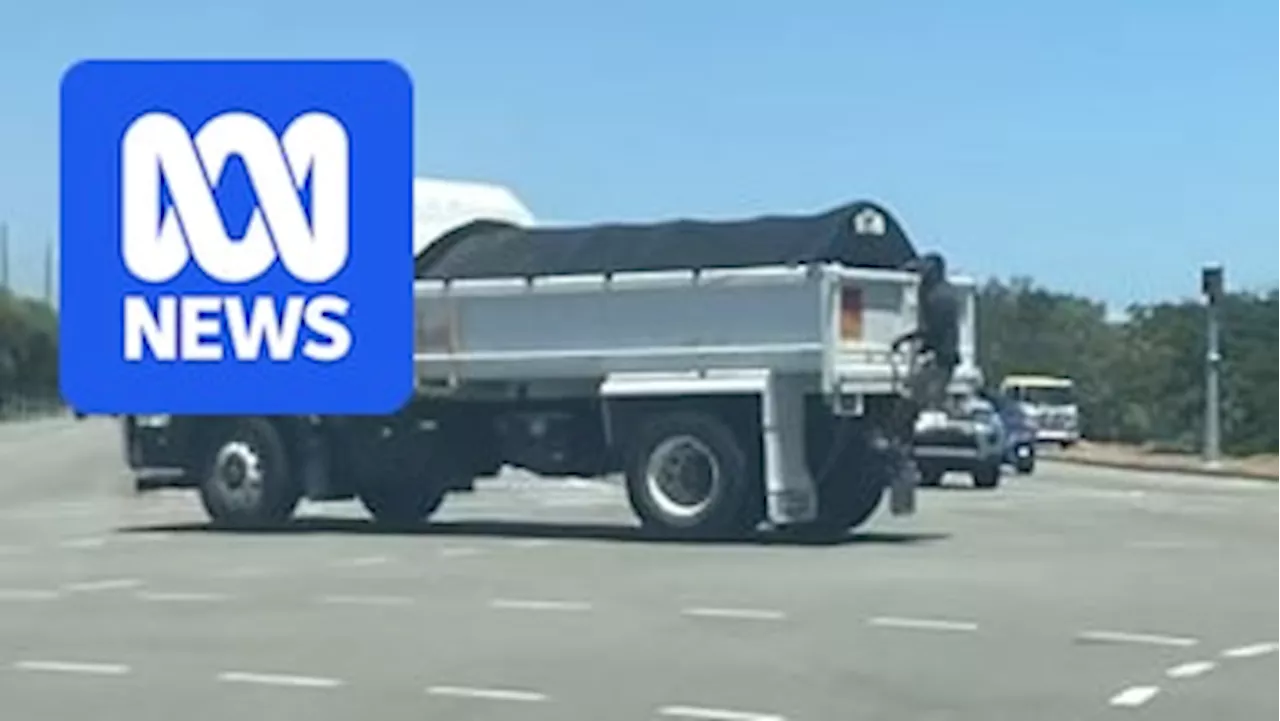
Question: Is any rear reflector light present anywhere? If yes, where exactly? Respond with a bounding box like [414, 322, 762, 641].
[840, 287, 863, 340]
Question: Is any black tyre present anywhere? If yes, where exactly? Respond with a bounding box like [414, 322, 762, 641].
[1015, 457, 1036, 475]
[197, 418, 301, 527]
[805, 472, 887, 538]
[359, 479, 447, 526]
[624, 411, 758, 538]
[972, 461, 1002, 489]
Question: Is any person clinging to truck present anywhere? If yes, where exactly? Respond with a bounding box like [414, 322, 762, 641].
[895, 252, 962, 412]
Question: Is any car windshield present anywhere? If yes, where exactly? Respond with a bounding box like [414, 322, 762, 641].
[1017, 386, 1075, 407]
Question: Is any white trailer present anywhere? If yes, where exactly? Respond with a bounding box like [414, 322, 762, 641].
[124, 194, 980, 539]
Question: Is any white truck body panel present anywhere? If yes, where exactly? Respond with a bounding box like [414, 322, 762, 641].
[413, 263, 980, 401]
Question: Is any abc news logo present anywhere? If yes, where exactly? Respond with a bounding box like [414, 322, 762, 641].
[122, 110, 351, 363]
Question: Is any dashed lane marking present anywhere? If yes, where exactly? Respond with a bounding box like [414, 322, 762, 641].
[63, 578, 143, 593]
[1221, 642, 1279, 659]
[1076, 630, 1198, 648]
[1108, 685, 1160, 708]
[333, 555, 390, 568]
[1165, 661, 1216, 679]
[15, 660, 131, 676]
[136, 591, 230, 603]
[489, 598, 593, 612]
[426, 685, 548, 702]
[1125, 540, 1215, 551]
[439, 547, 482, 558]
[681, 607, 787, 622]
[867, 616, 979, 633]
[507, 539, 555, 548]
[318, 594, 414, 607]
[218, 671, 343, 689]
[59, 537, 107, 549]
[0, 589, 61, 601]
[658, 705, 787, 721]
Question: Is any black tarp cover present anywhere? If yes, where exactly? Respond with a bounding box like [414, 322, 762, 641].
[414, 201, 919, 280]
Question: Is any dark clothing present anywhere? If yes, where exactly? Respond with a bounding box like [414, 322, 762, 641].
[917, 280, 962, 368]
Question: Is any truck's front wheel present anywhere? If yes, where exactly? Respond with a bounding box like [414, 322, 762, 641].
[197, 418, 300, 527]
[625, 412, 757, 539]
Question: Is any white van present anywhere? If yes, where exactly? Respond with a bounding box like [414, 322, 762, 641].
[999, 375, 1080, 447]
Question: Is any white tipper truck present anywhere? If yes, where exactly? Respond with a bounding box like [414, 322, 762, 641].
[123, 179, 981, 539]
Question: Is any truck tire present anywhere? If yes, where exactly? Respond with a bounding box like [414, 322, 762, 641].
[972, 461, 1002, 489]
[1015, 456, 1036, 475]
[624, 411, 757, 539]
[359, 480, 447, 526]
[197, 418, 300, 527]
[805, 473, 887, 539]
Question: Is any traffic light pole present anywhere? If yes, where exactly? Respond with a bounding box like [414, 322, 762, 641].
[1201, 265, 1223, 468]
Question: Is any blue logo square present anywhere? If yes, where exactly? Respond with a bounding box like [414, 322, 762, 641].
[59, 60, 414, 415]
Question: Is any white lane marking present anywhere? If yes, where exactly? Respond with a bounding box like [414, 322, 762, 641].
[334, 555, 389, 567]
[15, 660, 131, 676]
[426, 685, 548, 702]
[1221, 642, 1279, 659]
[489, 598, 593, 612]
[59, 537, 107, 549]
[119, 532, 174, 543]
[1108, 685, 1160, 708]
[318, 594, 414, 607]
[439, 547, 481, 558]
[1125, 540, 1209, 551]
[218, 671, 343, 688]
[868, 616, 978, 633]
[0, 589, 62, 601]
[64, 578, 143, 593]
[137, 591, 230, 603]
[508, 539, 554, 548]
[658, 704, 787, 721]
[682, 607, 787, 622]
[1077, 630, 1198, 648]
[1165, 661, 1216, 679]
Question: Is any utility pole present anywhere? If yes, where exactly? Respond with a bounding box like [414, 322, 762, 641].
[1200, 264, 1224, 468]
[0, 222, 9, 292]
[43, 236, 54, 307]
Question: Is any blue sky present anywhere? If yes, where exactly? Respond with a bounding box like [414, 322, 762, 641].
[1, 0, 1275, 311]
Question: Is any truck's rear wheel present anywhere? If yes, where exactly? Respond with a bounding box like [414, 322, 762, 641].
[197, 418, 300, 527]
[624, 412, 757, 539]
[359, 480, 447, 526]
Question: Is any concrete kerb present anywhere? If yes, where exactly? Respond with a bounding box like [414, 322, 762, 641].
[1041, 454, 1277, 483]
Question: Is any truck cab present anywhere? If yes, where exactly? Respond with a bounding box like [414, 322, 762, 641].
[998, 375, 1080, 448]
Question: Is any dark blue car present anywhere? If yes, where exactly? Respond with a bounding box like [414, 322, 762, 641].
[982, 391, 1037, 475]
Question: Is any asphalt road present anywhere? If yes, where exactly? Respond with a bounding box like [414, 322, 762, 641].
[0, 417, 1275, 721]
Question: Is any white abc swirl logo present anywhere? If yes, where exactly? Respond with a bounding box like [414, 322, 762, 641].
[119, 110, 353, 364]
[121, 110, 349, 284]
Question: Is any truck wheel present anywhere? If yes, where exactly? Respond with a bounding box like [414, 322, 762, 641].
[624, 412, 757, 539]
[806, 473, 887, 538]
[972, 462, 1002, 489]
[197, 418, 300, 527]
[1015, 456, 1036, 475]
[359, 480, 447, 526]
